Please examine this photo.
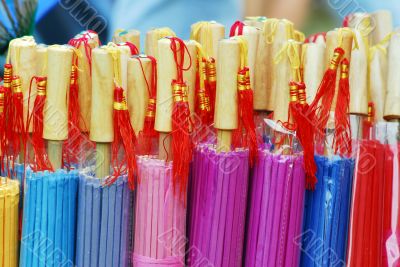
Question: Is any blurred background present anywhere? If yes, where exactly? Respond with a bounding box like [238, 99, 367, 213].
[0, 0, 399, 69]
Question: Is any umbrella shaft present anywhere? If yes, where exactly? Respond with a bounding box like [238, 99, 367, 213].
[47, 140, 63, 169]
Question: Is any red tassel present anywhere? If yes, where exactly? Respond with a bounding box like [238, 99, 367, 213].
[309, 47, 345, 145]
[334, 58, 352, 156]
[117, 41, 139, 56]
[108, 86, 137, 190]
[0, 86, 6, 171]
[28, 77, 53, 171]
[138, 56, 158, 155]
[233, 68, 258, 166]
[68, 32, 96, 75]
[206, 58, 217, 122]
[290, 82, 318, 190]
[172, 82, 192, 193]
[362, 102, 375, 140]
[11, 76, 25, 160]
[168, 37, 193, 193]
[63, 66, 83, 167]
[229, 20, 245, 37]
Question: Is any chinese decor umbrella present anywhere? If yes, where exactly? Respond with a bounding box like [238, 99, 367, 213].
[244, 36, 307, 267]
[381, 30, 400, 267]
[300, 28, 356, 266]
[188, 37, 256, 267]
[346, 13, 393, 266]
[75, 43, 136, 267]
[132, 36, 193, 266]
[0, 178, 19, 267]
[19, 45, 79, 267]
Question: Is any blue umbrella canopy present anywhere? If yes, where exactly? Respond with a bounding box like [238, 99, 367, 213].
[300, 155, 355, 267]
[20, 169, 78, 267]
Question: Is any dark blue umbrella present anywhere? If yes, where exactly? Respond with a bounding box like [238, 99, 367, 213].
[300, 155, 354, 267]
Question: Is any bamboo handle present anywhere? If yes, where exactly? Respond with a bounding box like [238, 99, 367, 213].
[35, 45, 47, 77]
[113, 29, 141, 51]
[302, 42, 326, 104]
[384, 32, 400, 120]
[371, 10, 393, 45]
[349, 29, 369, 115]
[77, 36, 99, 132]
[127, 56, 151, 135]
[215, 39, 240, 151]
[273, 40, 302, 122]
[43, 45, 73, 169]
[9, 37, 37, 133]
[154, 38, 177, 133]
[369, 45, 387, 121]
[145, 28, 175, 60]
[265, 19, 295, 112]
[183, 40, 197, 115]
[191, 21, 225, 60]
[43, 45, 73, 141]
[90, 45, 129, 142]
[242, 26, 260, 90]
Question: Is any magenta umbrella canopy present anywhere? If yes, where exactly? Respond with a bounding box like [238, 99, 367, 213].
[244, 149, 305, 267]
[188, 144, 250, 267]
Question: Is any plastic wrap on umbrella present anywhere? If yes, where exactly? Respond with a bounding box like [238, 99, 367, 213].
[244, 149, 305, 267]
[187, 144, 249, 267]
[300, 155, 355, 267]
[75, 169, 133, 267]
[20, 169, 78, 267]
[0, 178, 19, 267]
[132, 157, 186, 266]
[346, 137, 388, 266]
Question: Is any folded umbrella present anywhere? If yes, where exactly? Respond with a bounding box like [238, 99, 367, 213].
[75, 43, 136, 267]
[0, 178, 19, 267]
[132, 36, 192, 266]
[188, 37, 256, 267]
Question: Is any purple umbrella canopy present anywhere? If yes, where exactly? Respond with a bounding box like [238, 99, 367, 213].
[244, 148, 305, 267]
[188, 144, 250, 267]
[133, 156, 186, 267]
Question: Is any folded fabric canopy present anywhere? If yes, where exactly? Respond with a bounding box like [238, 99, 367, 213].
[75, 170, 132, 267]
[0, 178, 19, 267]
[300, 155, 355, 267]
[20, 169, 78, 267]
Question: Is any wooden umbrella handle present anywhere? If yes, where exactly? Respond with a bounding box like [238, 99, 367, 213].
[272, 40, 302, 122]
[190, 21, 225, 60]
[302, 42, 326, 104]
[145, 28, 176, 60]
[43, 45, 73, 169]
[266, 19, 295, 112]
[384, 32, 400, 121]
[113, 29, 141, 51]
[127, 56, 151, 135]
[36, 45, 47, 77]
[371, 10, 393, 45]
[9, 37, 37, 133]
[242, 25, 260, 90]
[369, 44, 388, 121]
[155, 38, 178, 159]
[214, 39, 240, 152]
[90, 45, 129, 177]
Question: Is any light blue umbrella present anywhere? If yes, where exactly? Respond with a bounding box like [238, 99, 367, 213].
[75, 169, 133, 267]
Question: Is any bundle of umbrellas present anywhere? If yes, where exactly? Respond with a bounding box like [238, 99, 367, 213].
[0, 7, 400, 267]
